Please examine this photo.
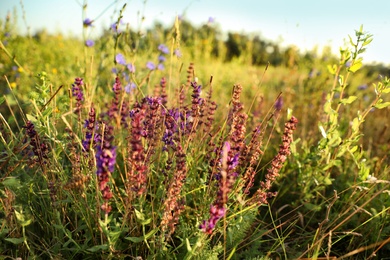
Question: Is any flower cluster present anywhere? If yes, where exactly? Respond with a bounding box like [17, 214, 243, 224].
[146, 44, 170, 71]
[254, 116, 298, 205]
[112, 53, 136, 94]
[108, 76, 122, 120]
[161, 144, 187, 235]
[72, 77, 84, 114]
[82, 106, 96, 153]
[95, 123, 116, 214]
[127, 101, 148, 196]
[200, 141, 239, 234]
[24, 121, 49, 166]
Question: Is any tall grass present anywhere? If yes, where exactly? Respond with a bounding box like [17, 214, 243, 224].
[1, 3, 390, 259]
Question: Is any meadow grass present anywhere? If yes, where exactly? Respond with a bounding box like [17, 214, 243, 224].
[1, 4, 390, 260]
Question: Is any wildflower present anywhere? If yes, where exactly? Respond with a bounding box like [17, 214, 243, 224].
[24, 120, 49, 165]
[125, 82, 137, 94]
[4, 32, 11, 37]
[174, 48, 182, 58]
[254, 116, 298, 205]
[111, 67, 118, 74]
[274, 96, 283, 111]
[83, 18, 93, 27]
[158, 44, 169, 54]
[345, 60, 352, 68]
[95, 124, 116, 214]
[208, 17, 215, 24]
[146, 61, 156, 70]
[358, 84, 368, 90]
[161, 144, 187, 235]
[160, 77, 168, 106]
[115, 53, 126, 65]
[127, 101, 148, 195]
[82, 106, 96, 153]
[10, 82, 16, 88]
[127, 63, 135, 73]
[158, 55, 166, 62]
[85, 39, 94, 47]
[111, 19, 124, 33]
[200, 141, 239, 234]
[107, 77, 122, 118]
[157, 63, 165, 71]
[72, 77, 84, 114]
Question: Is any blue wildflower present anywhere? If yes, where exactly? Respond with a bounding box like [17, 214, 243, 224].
[174, 48, 182, 58]
[158, 44, 169, 54]
[275, 96, 283, 111]
[146, 61, 156, 70]
[83, 18, 93, 27]
[158, 55, 166, 62]
[127, 63, 135, 73]
[85, 39, 94, 47]
[115, 53, 126, 65]
[125, 82, 137, 94]
[157, 63, 165, 71]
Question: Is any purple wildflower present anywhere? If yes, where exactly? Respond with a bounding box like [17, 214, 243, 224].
[4, 32, 11, 37]
[116, 53, 126, 65]
[82, 106, 96, 152]
[125, 82, 137, 94]
[158, 44, 169, 54]
[157, 63, 165, 71]
[275, 96, 283, 111]
[127, 63, 136, 73]
[111, 67, 118, 74]
[358, 84, 368, 90]
[95, 125, 116, 214]
[345, 60, 352, 68]
[200, 141, 239, 234]
[158, 55, 166, 62]
[111, 19, 124, 33]
[174, 48, 182, 58]
[208, 17, 215, 24]
[85, 39, 94, 47]
[146, 61, 156, 70]
[83, 18, 93, 27]
[72, 77, 84, 113]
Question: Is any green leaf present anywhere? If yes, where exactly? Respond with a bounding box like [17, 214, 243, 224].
[134, 209, 145, 221]
[304, 203, 321, 212]
[339, 96, 357, 104]
[0, 96, 5, 105]
[381, 88, 390, 94]
[362, 37, 373, 47]
[26, 114, 37, 123]
[125, 228, 158, 243]
[351, 117, 360, 132]
[14, 209, 32, 227]
[2, 177, 20, 188]
[5, 238, 24, 245]
[42, 107, 53, 118]
[87, 244, 109, 252]
[348, 59, 363, 73]
[374, 102, 390, 109]
[327, 64, 337, 75]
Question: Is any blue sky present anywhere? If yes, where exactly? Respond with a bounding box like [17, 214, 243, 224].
[1, 0, 390, 64]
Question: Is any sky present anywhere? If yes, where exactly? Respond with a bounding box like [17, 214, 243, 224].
[1, 0, 390, 64]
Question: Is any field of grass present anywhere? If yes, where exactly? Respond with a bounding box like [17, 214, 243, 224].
[1, 3, 390, 260]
